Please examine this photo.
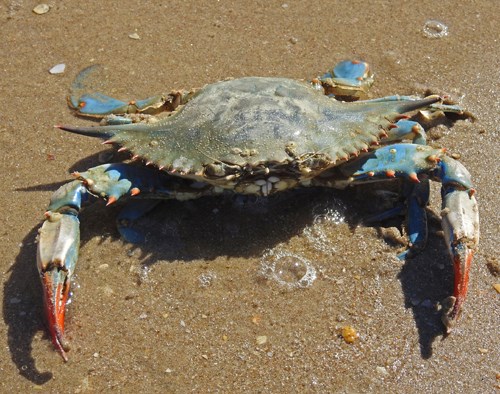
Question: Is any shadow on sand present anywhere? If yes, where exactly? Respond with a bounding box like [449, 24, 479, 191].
[5, 153, 453, 383]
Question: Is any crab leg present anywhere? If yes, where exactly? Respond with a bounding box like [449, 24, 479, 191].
[349, 143, 479, 331]
[68, 65, 196, 124]
[38, 164, 219, 360]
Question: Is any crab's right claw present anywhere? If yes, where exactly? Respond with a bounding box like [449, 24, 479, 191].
[440, 186, 479, 333]
[37, 211, 80, 362]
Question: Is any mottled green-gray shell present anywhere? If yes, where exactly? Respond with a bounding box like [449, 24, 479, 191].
[66, 77, 432, 185]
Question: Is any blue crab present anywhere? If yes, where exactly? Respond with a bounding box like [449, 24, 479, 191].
[37, 61, 479, 361]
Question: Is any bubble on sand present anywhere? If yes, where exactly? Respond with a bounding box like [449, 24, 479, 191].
[199, 271, 217, 287]
[303, 202, 346, 253]
[423, 20, 448, 39]
[260, 249, 316, 289]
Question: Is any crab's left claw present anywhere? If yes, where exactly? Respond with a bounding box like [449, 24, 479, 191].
[437, 157, 479, 333]
[36, 180, 85, 361]
[37, 211, 79, 361]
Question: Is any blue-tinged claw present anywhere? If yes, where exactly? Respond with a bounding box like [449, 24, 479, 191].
[318, 60, 374, 99]
[37, 211, 80, 362]
[349, 145, 479, 332]
[37, 180, 86, 361]
[439, 161, 479, 332]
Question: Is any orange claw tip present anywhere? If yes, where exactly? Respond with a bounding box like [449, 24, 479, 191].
[385, 169, 396, 178]
[130, 187, 141, 196]
[41, 270, 71, 361]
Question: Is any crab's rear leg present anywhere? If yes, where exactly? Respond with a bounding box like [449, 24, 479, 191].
[68, 65, 195, 124]
[313, 60, 374, 100]
[348, 144, 479, 332]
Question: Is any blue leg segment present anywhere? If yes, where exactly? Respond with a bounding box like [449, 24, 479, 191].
[397, 180, 430, 260]
[116, 199, 161, 243]
[386, 120, 427, 145]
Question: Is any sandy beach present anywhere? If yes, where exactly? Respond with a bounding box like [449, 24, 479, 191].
[1, 1, 498, 392]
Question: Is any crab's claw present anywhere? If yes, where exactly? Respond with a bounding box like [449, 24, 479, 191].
[438, 157, 479, 333]
[37, 211, 79, 361]
[440, 186, 479, 332]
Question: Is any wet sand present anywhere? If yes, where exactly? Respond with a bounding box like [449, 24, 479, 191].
[1, 1, 498, 392]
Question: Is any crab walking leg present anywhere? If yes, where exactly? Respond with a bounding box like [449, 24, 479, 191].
[349, 143, 479, 331]
[37, 180, 87, 361]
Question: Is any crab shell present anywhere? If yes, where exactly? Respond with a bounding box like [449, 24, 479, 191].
[65, 77, 432, 194]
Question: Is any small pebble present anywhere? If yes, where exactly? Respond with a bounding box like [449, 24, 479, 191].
[376, 366, 389, 376]
[341, 325, 359, 344]
[33, 4, 50, 14]
[486, 257, 500, 277]
[49, 63, 66, 74]
[451, 152, 461, 160]
[493, 283, 500, 294]
[201, 354, 208, 360]
[139, 312, 147, 319]
[256, 335, 268, 345]
[165, 368, 172, 373]
[289, 37, 298, 44]
[129, 32, 140, 40]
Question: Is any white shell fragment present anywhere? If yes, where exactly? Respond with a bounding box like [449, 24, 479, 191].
[128, 32, 141, 40]
[33, 4, 50, 14]
[49, 63, 66, 74]
[423, 20, 449, 39]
